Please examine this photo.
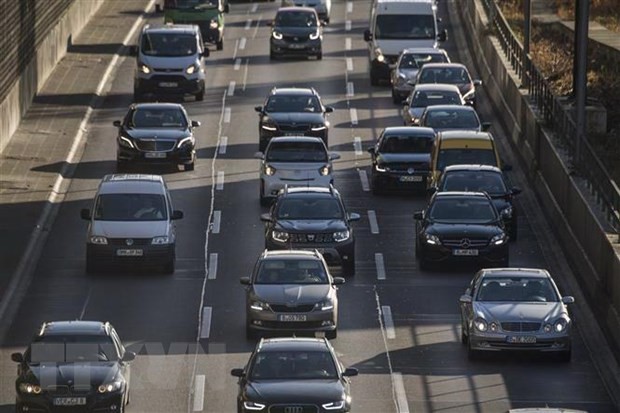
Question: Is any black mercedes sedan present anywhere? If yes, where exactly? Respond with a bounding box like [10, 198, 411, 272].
[12, 320, 135, 413]
[367, 126, 436, 194]
[114, 102, 200, 171]
[231, 337, 358, 413]
[414, 191, 509, 270]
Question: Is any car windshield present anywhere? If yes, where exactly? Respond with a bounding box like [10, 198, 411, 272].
[94, 194, 168, 221]
[141, 32, 197, 57]
[428, 198, 497, 223]
[424, 109, 479, 130]
[265, 95, 321, 113]
[26, 335, 118, 364]
[437, 148, 498, 171]
[249, 350, 338, 380]
[375, 15, 436, 40]
[411, 90, 462, 107]
[441, 171, 507, 195]
[130, 108, 187, 128]
[266, 142, 327, 162]
[400, 52, 448, 69]
[275, 11, 318, 27]
[255, 259, 328, 284]
[477, 277, 559, 302]
[276, 198, 343, 220]
[379, 135, 433, 153]
[419, 67, 471, 84]
[167, 0, 218, 9]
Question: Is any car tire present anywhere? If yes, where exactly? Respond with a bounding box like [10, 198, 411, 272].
[326, 329, 337, 340]
[342, 258, 355, 277]
[371, 178, 383, 195]
[195, 89, 205, 101]
[216, 39, 224, 51]
[184, 161, 195, 171]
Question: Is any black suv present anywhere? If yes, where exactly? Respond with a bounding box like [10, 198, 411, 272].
[269, 7, 323, 60]
[255, 87, 334, 151]
[12, 321, 135, 413]
[114, 102, 200, 171]
[260, 186, 360, 276]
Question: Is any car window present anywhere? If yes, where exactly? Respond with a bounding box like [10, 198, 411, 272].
[398, 54, 421, 69]
[379, 135, 433, 153]
[172, 0, 219, 8]
[412, 91, 461, 107]
[428, 198, 497, 223]
[441, 171, 507, 195]
[141, 32, 197, 57]
[275, 11, 318, 27]
[266, 142, 327, 162]
[276, 198, 343, 219]
[436, 148, 498, 171]
[27, 335, 119, 363]
[375, 15, 435, 40]
[249, 350, 338, 380]
[412, 52, 449, 65]
[265, 95, 321, 113]
[419, 67, 470, 84]
[476, 277, 559, 302]
[130, 108, 187, 128]
[425, 109, 479, 129]
[94, 194, 168, 221]
[255, 259, 328, 284]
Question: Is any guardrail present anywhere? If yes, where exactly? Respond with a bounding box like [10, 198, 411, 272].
[480, 0, 620, 234]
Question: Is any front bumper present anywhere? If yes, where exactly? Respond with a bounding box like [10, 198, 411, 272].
[87, 243, 175, 268]
[419, 241, 508, 264]
[247, 306, 336, 334]
[469, 331, 571, 353]
[134, 76, 205, 96]
[270, 39, 322, 57]
[266, 238, 354, 266]
[371, 170, 428, 192]
[262, 175, 333, 199]
[117, 143, 194, 165]
[16, 391, 124, 413]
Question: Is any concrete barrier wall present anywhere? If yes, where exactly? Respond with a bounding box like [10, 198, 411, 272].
[458, 0, 620, 354]
[0, 0, 105, 153]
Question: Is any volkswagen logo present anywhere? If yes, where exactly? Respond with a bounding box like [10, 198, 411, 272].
[125, 239, 134, 246]
[284, 407, 303, 413]
[307, 234, 315, 241]
[459, 238, 471, 249]
[407, 167, 415, 174]
[294, 37, 299, 41]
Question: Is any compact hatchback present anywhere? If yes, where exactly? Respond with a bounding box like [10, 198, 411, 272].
[415, 62, 482, 106]
[80, 174, 183, 273]
[419, 104, 489, 132]
[269, 7, 323, 60]
[255, 136, 340, 205]
[402, 84, 465, 126]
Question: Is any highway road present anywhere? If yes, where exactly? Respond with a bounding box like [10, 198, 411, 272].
[0, 1, 616, 412]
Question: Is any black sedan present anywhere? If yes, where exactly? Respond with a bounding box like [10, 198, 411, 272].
[414, 191, 509, 270]
[231, 337, 358, 413]
[367, 126, 436, 194]
[12, 320, 135, 413]
[114, 102, 200, 171]
[269, 7, 323, 60]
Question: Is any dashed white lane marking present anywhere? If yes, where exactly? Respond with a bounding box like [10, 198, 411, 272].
[245, 19, 252, 30]
[219, 136, 228, 154]
[359, 169, 369, 192]
[368, 210, 379, 234]
[346, 57, 353, 71]
[346, 1, 353, 13]
[381, 305, 396, 339]
[253, 17, 261, 39]
[251, 3, 258, 12]
[375, 253, 386, 280]
[353, 136, 362, 155]
[232, 39, 239, 60]
[239, 37, 247, 50]
[349, 108, 358, 125]
[393, 372, 410, 413]
[192, 374, 205, 411]
[224, 107, 231, 123]
[208, 253, 218, 280]
[346, 81, 354, 97]
[227, 81, 236, 96]
[243, 58, 250, 91]
[216, 171, 224, 190]
[212, 210, 221, 233]
[234, 58, 241, 70]
[200, 307, 212, 339]
[345, 38, 351, 50]
[345, 20, 351, 31]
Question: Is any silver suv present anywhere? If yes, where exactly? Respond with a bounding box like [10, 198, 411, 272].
[254, 136, 340, 205]
[80, 174, 183, 274]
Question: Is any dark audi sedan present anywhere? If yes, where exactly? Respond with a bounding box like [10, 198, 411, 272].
[114, 102, 200, 171]
[12, 321, 135, 413]
[414, 191, 509, 270]
[231, 337, 358, 413]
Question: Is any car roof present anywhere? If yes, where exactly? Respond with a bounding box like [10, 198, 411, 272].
[443, 164, 502, 173]
[99, 174, 166, 195]
[434, 191, 491, 199]
[270, 87, 316, 96]
[413, 84, 461, 93]
[438, 130, 493, 140]
[424, 104, 475, 112]
[382, 126, 436, 136]
[269, 136, 325, 144]
[258, 337, 330, 352]
[41, 321, 109, 336]
[402, 47, 447, 55]
[262, 249, 323, 260]
[283, 186, 335, 196]
[277, 6, 318, 14]
[142, 24, 199, 35]
[420, 62, 468, 70]
[131, 102, 184, 110]
[480, 268, 550, 279]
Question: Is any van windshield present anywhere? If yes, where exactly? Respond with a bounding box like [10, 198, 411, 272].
[375, 15, 436, 40]
[141, 33, 197, 57]
[437, 148, 498, 171]
[94, 194, 168, 221]
[167, 0, 218, 9]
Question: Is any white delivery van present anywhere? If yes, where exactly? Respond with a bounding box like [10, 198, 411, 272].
[363, 0, 447, 86]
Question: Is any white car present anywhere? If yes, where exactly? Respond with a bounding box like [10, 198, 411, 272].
[255, 136, 340, 205]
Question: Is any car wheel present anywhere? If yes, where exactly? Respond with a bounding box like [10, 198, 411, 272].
[326, 329, 337, 339]
[342, 258, 355, 277]
[558, 349, 571, 362]
[216, 39, 223, 51]
[195, 89, 205, 101]
[184, 161, 195, 171]
[419, 258, 431, 271]
[371, 177, 383, 195]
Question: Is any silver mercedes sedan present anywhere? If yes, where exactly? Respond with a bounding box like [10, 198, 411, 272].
[459, 267, 574, 361]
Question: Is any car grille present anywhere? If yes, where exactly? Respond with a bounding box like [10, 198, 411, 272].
[277, 124, 311, 133]
[153, 67, 183, 73]
[135, 140, 176, 152]
[501, 322, 541, 332]
[282, 34, 310, 43]
[269, 406, 318, 413]
[442, 238, 489, 248]
[270, 304, 315, 313]
[108, 238, 152, 246]
[150, 75, 187, 83]
[290, 233, 334, 243]
[45, 385, 92, 395]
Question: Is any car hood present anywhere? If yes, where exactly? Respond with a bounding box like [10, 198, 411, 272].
[274, 26, 318, 37]
[252, 284, 330, 304]
[265, 112, 325, 124]
[91, 221, 169, 238]
[396, 68, 420, 79]
[430, 125, 481, 132]
[474, 302, 566, 322]
[407, 107, 425, 120]
[268, 161, 328, 171]
[375, 40, 437, 57]
[123, 129, 190, 141]
[377, 153, 430, 164]
[23, 362, 121, 387]
[427, 222, 502, 238]
[245, 379, 344, 403]
[140, 54, 198, 70]
[275, 219, 347, 232]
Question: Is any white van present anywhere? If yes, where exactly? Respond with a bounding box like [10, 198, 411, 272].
[363, 0, 447, 86]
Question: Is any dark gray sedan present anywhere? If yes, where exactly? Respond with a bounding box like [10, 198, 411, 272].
[459, 267, 574, 361]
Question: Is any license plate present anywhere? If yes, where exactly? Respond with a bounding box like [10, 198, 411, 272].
[159, 82, 178, 87]
[453, 249, 479, 256]
[53, 398, 87, 406]
[284, 132, 300, 136]
[507, 336, 537, 344]
[278, 314, 307, 322]
[288, 44, 305, 49]
[399, 175, 423, 182]
[145, 152, 166, 159]
[117, 249, 143, 256]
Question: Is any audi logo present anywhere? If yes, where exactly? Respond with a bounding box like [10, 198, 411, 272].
[284, 407, 303, 413]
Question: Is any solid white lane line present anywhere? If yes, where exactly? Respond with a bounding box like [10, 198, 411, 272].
[368, 210, 379, 234]
[192, 374, 205, 411]
[346, 1, 353, 13]
[375, 253, 386, 280]
[345, 38, 351, 50]
[346, 57, 353, 72]
[239, 37, 247, 50]
[224, 107, 231, 123]
[393, 373, 410, 413]
[227, 81, 236, 96]
[353, 136, 362, 155]
[381, 305, 396, 339]
[346, 82, 354, 97]
[243, 58, 250, 91]
[208, 253, 218, 280]
[212, 210, 221, 233]
[251, 3, 258, 12]
[216, 171, 224, 190]
[359, 169, 369, 192]
[245, 19, 252, 30]
[200, 307, 212, 339]
[219, 136, 228, 154]
[232, 39, 239, 60]
[345, 20, 351, 31]
[234, 58, 241, 70]
[349, 108, 358, 125]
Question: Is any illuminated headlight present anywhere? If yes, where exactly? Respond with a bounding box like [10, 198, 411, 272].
[90, 236, 108, 245]
[177, 136, 194, 148]
[272, 31, 283, 40]
[554, 319, 568, 333]
[118, 135, 135, 148]
[424, 234, 441, 245]
[333, 230, 350, 242]
[501, 206, 513, 219]
[309, 30, 320, 40]
[490, 234, 508, 245]
[375, 164, 388, 172]
[272, 230, 289, 243]
[139, 63, 151, 74]
[319, 165, 331, 176]
[311, 124, 326, 131]
[152, 236, 170, 245]
[315, 300, 334, 311]
[322, 401, 345, 410]
[261, 124, 277, 131]
[209, 19, 219, 29]
[19, 383, 42, 394]
[186, 64, 198, 75]
[264, 165, 276, 176]
[474, 317, 488, 332]
[97, 380, 122, 393]
[243, 401, 266, 411]
[250, 301, 269, 312]
[374, 48, 385, 62]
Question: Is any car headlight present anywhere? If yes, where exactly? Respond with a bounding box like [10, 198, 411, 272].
[264, 165, 276, 176]
[315, 300, 334, 311]
[152, 236, 170, 245]
[309, 29, 320, 40]
[209, 19, 219, 29]
[322, 401, 345, 410]
[554, 318, 568, 332]
[118, 135, 135, 149]
[375, 164, 388, 172]
[374, 48, 384, 62]
[319, 165, 331, 176]
[250, 301, 269, 312]
[490, 233, 507, 245]
[139, 63, 151, 74]
[186, 64, 199, 75]
[243, 401, 266, 411]
[488, 321, 499, 332]
[97, 380, 123, 394]
[272, 31, 283, 40]
[474, 317, 488, 332]
[19, 383, 42, 394]
[424, 234, 441, 245]
[333, 230, 350, 242]
[90, 236, 108, 245]
[261, 124, 277, 131]
[311, 124, 326, 131]
[500, 206, 513, 219]
[272, 230, 289, 243]
[177, 136, 194, 148]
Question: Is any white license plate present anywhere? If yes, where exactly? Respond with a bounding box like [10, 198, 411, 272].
[399, 175, 423, 182]
[53, 397, 87, 406]
[159, 82, 178, 87]
[507, 336, 537, 344]
[117, 249, 143, 256]
[278, 314, 307, 322]
[145, 152, 166, 159]
[284, 132, 300, 136]
[288, 44, 305, 49]
[453, 249, 479, 256]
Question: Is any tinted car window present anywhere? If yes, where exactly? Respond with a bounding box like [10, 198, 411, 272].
[442, 171, 507, 195]
[429, 198, 496, 223]
[276, 198, 343, 219]
[256, 259, 328, 284]
[141, 33, 197, 57]
[375, 15, 435, 40]
[412, 91, 461, 107]
[249, 350, 338, 379]
[130, 108, 187, 128]
[94, 194, 168, 221]
[477, 277, 559, 302]
[174, 0, 218, 7]
[380, 135, 433, 153]
[425, 109, 479, 129]
[266, 142, 327, 162]
[265, 95, 321, 113]
[275, 11, 318, 27]
[437, 148, 498, 170]
[27, 335, 118, 363]
[420, 67, 471, 84]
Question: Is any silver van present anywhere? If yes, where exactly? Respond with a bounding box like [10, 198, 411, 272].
[80, 174, 183, 274]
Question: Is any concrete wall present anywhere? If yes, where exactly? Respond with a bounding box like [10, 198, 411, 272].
[0, 0, 105, 153]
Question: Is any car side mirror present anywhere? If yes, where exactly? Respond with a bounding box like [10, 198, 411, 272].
[260, 213, 272, 222]
[224, 3, 230, 13]
[172, 210, 184, 220]
[502, 164, 513, 171]
[11, 353, 23, 363]
[122, 351, 136, 362]
[562, 296, 575, 304]
[253, 151, 264, 160]
[473, 79, 483, 87]
[231, 368, 244, 377]
[113, 120, 122, 127]
[202, 49, 210, 58]
[332, 277, 345, 285]
[80, 209, 91, 220]
[363, 29, 372, 42]
[343, 367, 358, 377]
[348, 212, 361, 222]
[324, 106, 334, 114]
[438, 29, 447, 42]
[254, 106, 263, 113]
[459, 294, 472, 304]
[413, 211, 424, 220]
[329, 152, 341, 161]
[240, 277, 251, 285]
[427, 187, 437, 195]
[511, 187, 522, 195]
[191, 120, 201, 128]
[481, 122, 492, 131]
